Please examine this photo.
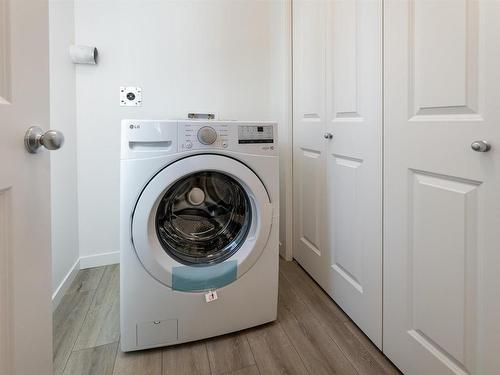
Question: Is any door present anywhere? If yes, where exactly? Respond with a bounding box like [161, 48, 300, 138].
[325, 0, 383, 347]
[384, 1, 500, 374]
[292, 0, 329, 288]
[0, 0, 53, 374]
[293, 0, 383, 347]
[131, 154, 273, 290]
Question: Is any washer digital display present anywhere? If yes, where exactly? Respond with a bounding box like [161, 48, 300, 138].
[238, 125, 274, 144]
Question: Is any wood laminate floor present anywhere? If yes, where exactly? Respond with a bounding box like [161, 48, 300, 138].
[53, 259, 400, 375]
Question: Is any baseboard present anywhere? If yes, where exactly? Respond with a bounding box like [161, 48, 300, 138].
[52, 258, 80, 310]
[279, 241, 292, 261]
[51, 251, 120, 310]
[79, 251, 120, 269]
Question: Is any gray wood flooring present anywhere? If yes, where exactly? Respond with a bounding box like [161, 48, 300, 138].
[53, 259, 400, 375]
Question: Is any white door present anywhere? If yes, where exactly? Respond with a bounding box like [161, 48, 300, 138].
[293, 0, 383, 347]
[384, 1, 500, 374]
[292, 0, 329, 288]
[325, 0, 383, 347]
[0, 0, 53, 374]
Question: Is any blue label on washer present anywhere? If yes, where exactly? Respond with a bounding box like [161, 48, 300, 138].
[172, 260, 237, 292]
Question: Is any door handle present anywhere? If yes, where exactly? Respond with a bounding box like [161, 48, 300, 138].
[471, 140, 491, 152]
[323, 132, 333, 140]
[24, 126, 65, 153]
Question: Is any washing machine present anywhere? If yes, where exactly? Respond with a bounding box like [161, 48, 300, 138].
[120, 119, 279, 351]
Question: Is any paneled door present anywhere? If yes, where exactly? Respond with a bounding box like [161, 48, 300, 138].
[325, 0, 383, 347]
[384, 1, 500, 374]
[292, 0, 329, 288]
[0, 0, 53, 374]
[293, 0, 383, 347]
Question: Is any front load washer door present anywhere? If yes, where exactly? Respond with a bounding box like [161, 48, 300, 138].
[132, 154, 273, 291]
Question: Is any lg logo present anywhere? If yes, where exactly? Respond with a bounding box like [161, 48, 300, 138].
[129, 124, 140, 130]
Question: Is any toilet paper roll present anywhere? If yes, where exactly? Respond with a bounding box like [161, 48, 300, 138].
[69, 45, 98, 65]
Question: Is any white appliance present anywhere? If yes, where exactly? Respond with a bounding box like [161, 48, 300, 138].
[120, 119, 279, 351]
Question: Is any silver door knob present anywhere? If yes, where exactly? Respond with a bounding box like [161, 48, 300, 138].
[471, 140, 491, 152]
[25, 126, 65, 153]
[323, 132, 333, 140]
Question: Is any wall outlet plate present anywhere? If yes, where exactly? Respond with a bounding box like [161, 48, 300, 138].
[120, 86, 142, 106]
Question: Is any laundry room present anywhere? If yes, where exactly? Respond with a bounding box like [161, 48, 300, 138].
[2, 0, 499, 374]
[49, 1, 293, 374]
[50, 0, 290, 296]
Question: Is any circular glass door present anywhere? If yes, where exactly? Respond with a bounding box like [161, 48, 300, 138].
[155, 171, 252, 265]
[131, 154, 273, 288]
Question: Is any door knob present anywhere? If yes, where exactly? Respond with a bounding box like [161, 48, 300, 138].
[24, 126, 65, 153]
[323, 132, 333, 140]
[471, 140, 491, 152]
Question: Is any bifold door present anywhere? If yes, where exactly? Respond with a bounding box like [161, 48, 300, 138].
[293, 0, 383, 348]
[292, 0, 329, 299]
[294, 0, 500, 373]
[384, 1, 500, 374]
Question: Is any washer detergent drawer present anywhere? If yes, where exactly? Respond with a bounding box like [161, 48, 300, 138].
[137, 319, 178, 347]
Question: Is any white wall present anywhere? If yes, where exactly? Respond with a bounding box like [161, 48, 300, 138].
[74, 0, 291, 263]
[49, 0, 80, 297]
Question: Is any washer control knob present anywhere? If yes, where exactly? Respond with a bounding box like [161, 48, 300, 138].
[197, 126, 217, 145]
[185, 141, 193, 149]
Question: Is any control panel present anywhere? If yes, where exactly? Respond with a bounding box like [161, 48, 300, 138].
[178, 121, 276, 152]
[238, 125, 274, 144]
[121, 120, 277, 158]
[180, 123, 230, 151]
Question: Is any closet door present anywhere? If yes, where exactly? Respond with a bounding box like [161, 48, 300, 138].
[384, 1, 500, 374]
[324, 0, 383, 347]
[293, 0, 383, 348]
[292, 0, 329, 288]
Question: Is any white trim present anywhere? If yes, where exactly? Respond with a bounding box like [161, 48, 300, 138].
[284, 0, 294, 261]
[52, 258, 80, 310]
[79, 251, 120, 269]
[52, 251, 120, 309]
[277, 0, 294, 261]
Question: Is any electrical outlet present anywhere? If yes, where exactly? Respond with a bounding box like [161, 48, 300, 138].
[120, 86, 142, 106]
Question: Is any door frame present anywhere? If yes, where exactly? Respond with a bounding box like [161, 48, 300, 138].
[280, 0, 294, 261]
